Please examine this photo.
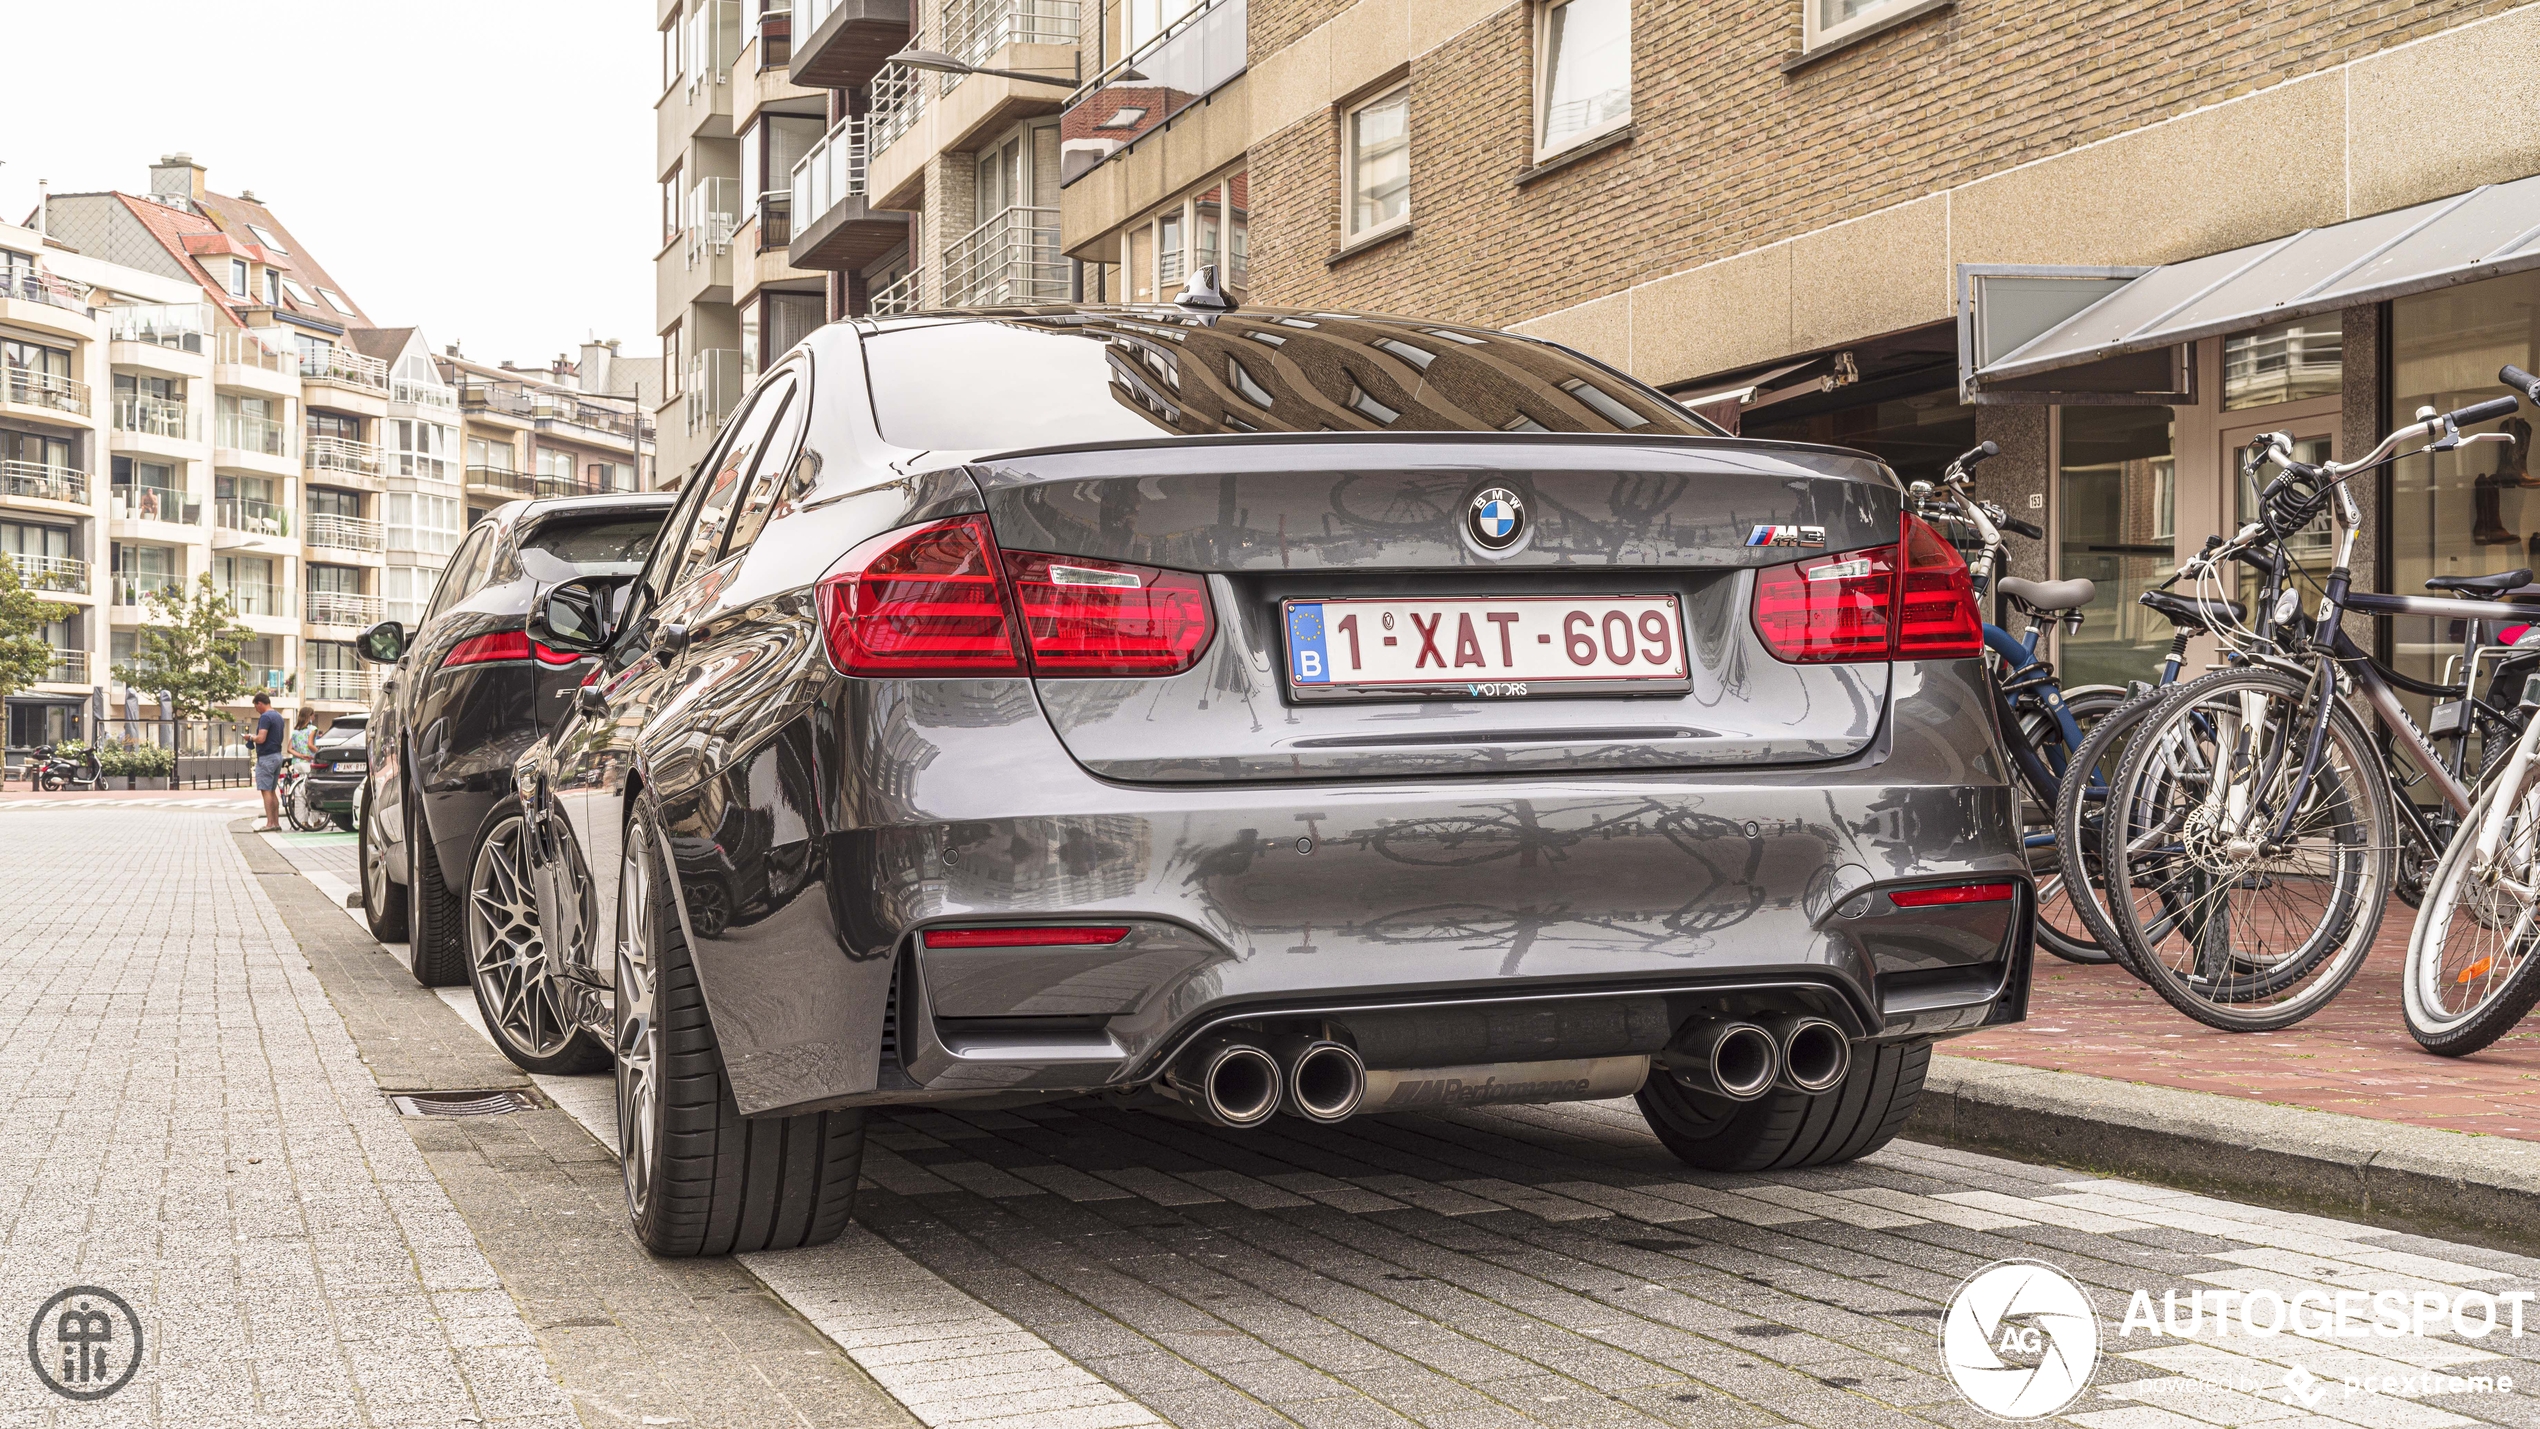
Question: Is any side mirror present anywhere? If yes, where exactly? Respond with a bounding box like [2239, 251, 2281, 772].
[530, 579, 612, 655]
[355, 621, 408, 664]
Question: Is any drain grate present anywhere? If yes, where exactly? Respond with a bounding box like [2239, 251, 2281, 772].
[386, 1089, 543, 1118]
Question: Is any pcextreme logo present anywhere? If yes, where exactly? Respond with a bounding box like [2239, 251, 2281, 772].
[1940, 1260, 2101, 1420]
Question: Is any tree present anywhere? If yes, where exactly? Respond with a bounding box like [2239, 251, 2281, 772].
[113, 573, 257, 718]
[0, 559, 73, 706]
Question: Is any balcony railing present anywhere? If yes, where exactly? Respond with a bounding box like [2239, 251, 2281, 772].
[458, 380, 535, 418]
[112, 483, 197, 524]
[791, 116, 868, 232]
[306, 434, 384, 478]
[685, 177, 741, 269]
[386, 451, 455, 483]
[212, 327, 296, 377]
[306, 590, 382, 627]
[2, 367, 90, 417]
[6, 552, 87, 594]
[306, 665, 374, 702]
[2, 460, 87, 505]
[221, 581, 288, 618]
[389, 377, 458, 410]
[684, 0, 740, 95]
[754, 2, 792, 66]
[529, 391, 651, 443]
[40, 649, 87, 683]
[306, 512, 384, 554]
[112, 573, 182, 607]
[215, 498, 290, 538]
[868, 56, 927, 156]
[871, 267, 924, 316]
[2, 270, 89, 315]
[302, 346, 390, 391]
[1060, 0, 1246, 185]
[114, 392, 197, 441]
[216, 411, 292, 458]
[108, 302, 214, 353]
[944, 207, 1067, 307]
[757, 191, 792, 250]
[465, 464, 534, 496]
[941, 0, 1078, 80]
[685, 350, 743, 435]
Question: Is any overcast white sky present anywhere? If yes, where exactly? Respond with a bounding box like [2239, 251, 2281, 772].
[0, 1, 658, 367]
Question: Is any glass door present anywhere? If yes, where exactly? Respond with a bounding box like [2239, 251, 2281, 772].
[2057, 406, 2177, 689]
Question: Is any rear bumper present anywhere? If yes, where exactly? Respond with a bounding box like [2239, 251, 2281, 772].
[657, 658, 2028, 1117]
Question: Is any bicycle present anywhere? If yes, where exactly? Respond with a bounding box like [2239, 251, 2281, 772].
[279, 759, 331, 832]
[2098, 387, 2531, 1030]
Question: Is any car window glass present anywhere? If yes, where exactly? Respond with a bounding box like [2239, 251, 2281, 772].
[719, 377, 804, 560]
[677, 382, 793, 583]
[640, 473, 717, 605]
[422, 527, 492, 626]
[521, 513, 666, 575]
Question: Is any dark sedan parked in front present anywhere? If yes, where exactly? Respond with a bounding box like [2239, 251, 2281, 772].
[508, 287, 2030, 1258]
[305, 711, 368, 829]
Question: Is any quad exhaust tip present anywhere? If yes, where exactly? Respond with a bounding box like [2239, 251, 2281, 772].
[1166, 1037, 1284, 1128]
[1268, 1036, 1366, 1123]
[1766, 1015, 1852, 1096]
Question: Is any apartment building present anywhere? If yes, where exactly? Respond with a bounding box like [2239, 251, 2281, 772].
[444, 344, 657, 526]
[1051, 0, 2540, 695]
[656, 0, 836, 487]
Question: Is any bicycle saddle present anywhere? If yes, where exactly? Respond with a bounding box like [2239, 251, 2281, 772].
[2424, 568, 2533, 597]
[1996, 576, 2096, 612]
[2137, 590, 2245, 630]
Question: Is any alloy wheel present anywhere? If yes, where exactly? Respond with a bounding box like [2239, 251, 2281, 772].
[363, 788, 392, 912]
[467, 816, 579, 1060]
[615, 824, 661, 1221]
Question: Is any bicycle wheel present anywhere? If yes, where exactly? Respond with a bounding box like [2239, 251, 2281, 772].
[287, 774, 329, 832]
[2017, 687, 2127, 965]
[2051, 682, 2174, 982]
[2403, 750, 2540, 1055]
[2105, 665, 2392, 1031]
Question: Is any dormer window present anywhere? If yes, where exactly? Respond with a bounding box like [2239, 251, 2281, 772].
[263, 270, 280, 306]
[227, 258, 249, 297]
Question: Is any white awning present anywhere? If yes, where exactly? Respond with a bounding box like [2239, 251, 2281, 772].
[1965, 175, 2540, 393]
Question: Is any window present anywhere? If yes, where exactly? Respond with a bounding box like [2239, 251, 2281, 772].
[308, 409, 363, 442]
[1559, 377, 1649, 429]
[720, 378, 806, 558]
[1372, 338, 1434, 370]
[1158, 210, 1185, 285]
[1536, 0, 1629, 157]
[247, 223, 288, 255]
[662, 166, 684, 246]
[677, 377, 796, 577]
[2222, 316, 2343, 410]
[536, 448, 578, 486]
[466, 437, 515, 472]
[424, 526, 497, 625]
[1345, 88, 1410, 240]
[307, 487, 362, 520]
[227, 259, 249, 297]
[1228, 358, 1273, 408]
[317, 288, 355, 316]
[280, 277, 311, 304]
[263, 269, 281, 306]
[1806, 0, 1918, 50]
[662, 9, 685, 91]
[385, 490, 462, 559]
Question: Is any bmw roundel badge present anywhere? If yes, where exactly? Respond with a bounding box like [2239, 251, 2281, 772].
[1467, 487, 1527, 553]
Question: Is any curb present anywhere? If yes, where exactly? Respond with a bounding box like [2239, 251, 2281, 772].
[1907, 1053, 2540, 1254]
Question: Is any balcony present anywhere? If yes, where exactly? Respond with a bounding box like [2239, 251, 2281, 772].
[112, 573, 183, 608]
[305, 665, 375, 703]
[39, 648, 87, 684]
[212, 327, 298, 387]
[2, 367, 91, 420]
[530, 391, 652, 446]
[113, 392, 199, 442]
[216, 411, 292, 460]
[389, 377, 457, 411]
[1060, 0, 1246, 185]
[306, 590, 382, 627]
[306, 434, 384, 479]
[302, 346, 390, 392]
[871, 267, 924, 316]
[868, 57, 927, 158]
[108, 302, 214, 355]
[684, 0, 741, 97]
[305, 512, 385, 555]
[465, 464, 535, 499]
[685, 176, 742, 270]
[111, 483, 198, 525]
[385, 452, 457, 484]
[458, 379, 535, 420]
[686, 350, 743, 435]
[755, 2, 793, 67]
[941, 0, 1077, 78]
[787, 116, 909, 273]
[7, 552, 88, 595]
[944, 206, 1067, 307]
[791, 0, 913, 89]
[215, 498, 291, 539]
[221, 581, 289, 619]
[2, 270, 91, 319]
[2, 460, 88, 506]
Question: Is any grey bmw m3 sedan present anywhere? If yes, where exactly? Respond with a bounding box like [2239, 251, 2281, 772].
[506, 288, 2030, 1256]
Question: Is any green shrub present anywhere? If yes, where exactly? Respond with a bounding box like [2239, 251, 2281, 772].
[99, 744, 175, 777]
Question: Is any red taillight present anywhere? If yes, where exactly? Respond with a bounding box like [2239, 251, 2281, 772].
[442, 631, 581, 668]
[817, 516, 1215, 678]
[1006, 552, 1212, 675]
[1752, 513, 1982, 663]
[922, 925, 1131, 948]
[1889, 882, 2017, 907]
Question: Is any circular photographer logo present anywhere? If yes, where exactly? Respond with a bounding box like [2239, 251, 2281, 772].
[1940, 1260, 2098, 1419]
[28, 1287, 142, 1402]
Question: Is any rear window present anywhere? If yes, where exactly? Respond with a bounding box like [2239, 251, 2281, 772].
[864, 313, 1720, 451]
[520, 513, 664, 573]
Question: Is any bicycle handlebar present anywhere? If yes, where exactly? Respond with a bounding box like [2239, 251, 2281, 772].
[2504, 365, 2540, 405]
[1998, 515, 2044, 540]
[2451, 396, 2522, 429]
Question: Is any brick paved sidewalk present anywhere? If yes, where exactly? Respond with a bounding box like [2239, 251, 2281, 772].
[1953, 912, 2540, 1141]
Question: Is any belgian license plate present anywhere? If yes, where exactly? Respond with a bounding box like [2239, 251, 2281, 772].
[1282, 595, 1690, 700]
[330, 761, 366, 774]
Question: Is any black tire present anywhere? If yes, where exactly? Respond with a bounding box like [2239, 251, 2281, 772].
[1636, 1037, 1930, 1172]
[466, 802, 611, 1075]
[2403, 761, 2540, 1056]
[2021, 688, 2128, 965]
[617, 810, 863, 1257]
[407, 781, 468, 987]
[360, 779, 410, 943]
[2051, 683, 2176, 983]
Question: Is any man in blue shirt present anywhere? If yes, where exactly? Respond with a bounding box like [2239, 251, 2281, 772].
[249, 692, 287, 831]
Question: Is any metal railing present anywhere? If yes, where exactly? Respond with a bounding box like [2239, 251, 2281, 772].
[112, 572, 183, 606]
[306, 434, 383, 478]
[305, 665, 374, 702]
[305, 590, 382, 627]
[942, 0, 1078, 80]
[221, 580, 288, 618]
[114, 392, 197, 440]
[216, 410, 291, 458]
[754, 1, 792, 66]
[1, 270, 89, 315]
[685, 176, 741, 269]
[2, 367, 90, 417]
[212, 327, 296, 376]
[686, 350, 743, 435]
[944, 206, 1067, 307]
[870, 268, 924, 316]
[458, 379, 534, 417]
[2, 460, 87, 505]
[868, 56, 927, 156]
[214, 498, 290, 538]
[305, 512, 384, 553]
[40, 649, 87, 683]
[529, 391, 649, 443]
[108, 302, 214, 353]
[685, 0, 740, 95]
[465, 464, 534, 496]
[758, 191, 793, 249]
[790, 116, 869, 231]
[6, 552, 87, 594]
[387, 450, 455, 483]
[389, 377, 457, 410]
[112, 483, 196, 524]
[1060, 0, 1246, 185]
[302, 346, 389, 390]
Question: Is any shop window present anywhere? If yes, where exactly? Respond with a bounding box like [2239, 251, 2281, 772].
[1806, 0, 1920, 50]
[1536, 0, 1629, 158]
[2057, 407, 2176, 690]
[2222, 316, 2342, 410]
[1345, 87, 1410, 241]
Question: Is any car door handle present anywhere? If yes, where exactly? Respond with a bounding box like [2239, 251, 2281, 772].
[576, 682, 607, 713]
[657, 623, 691, 656]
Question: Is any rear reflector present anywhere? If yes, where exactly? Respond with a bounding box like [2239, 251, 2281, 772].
[441, 631, 582, 668]
[922, 925, 1132, 948]
[1751, 512, 1982, 663]
[1888, 882, 2017, 907]
[1007, 552, 1212, 675]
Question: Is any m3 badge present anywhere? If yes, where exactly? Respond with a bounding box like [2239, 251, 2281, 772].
[1746, 524, 1827, 548]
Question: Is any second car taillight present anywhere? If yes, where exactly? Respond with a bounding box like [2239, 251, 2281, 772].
[816, 515, 1215, 677]
[442, 631, 582, 668]
[1752, 512, 1982, 663]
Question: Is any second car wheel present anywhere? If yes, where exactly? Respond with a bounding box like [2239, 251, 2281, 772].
[406, 780, 467, 987]
[359, 778, 409, 943]
[466, 801, 611, 1075]
[1636, 1036, 1930, 1173]
[617, 808, 863, 1257]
